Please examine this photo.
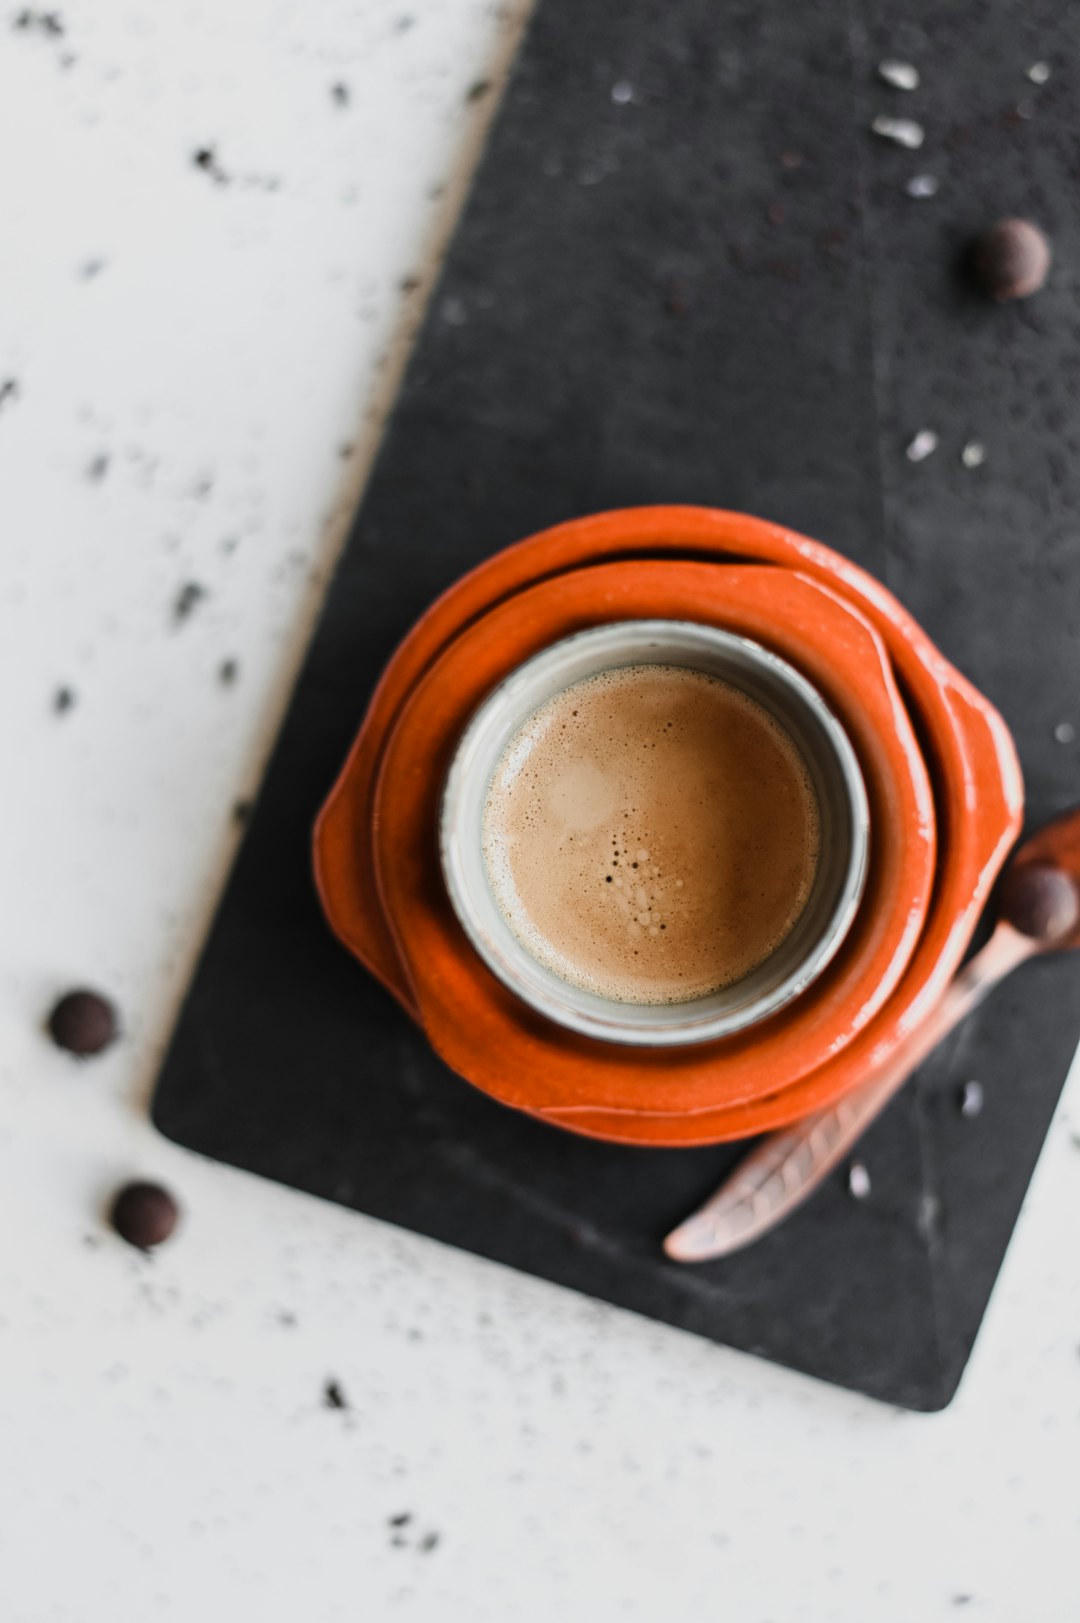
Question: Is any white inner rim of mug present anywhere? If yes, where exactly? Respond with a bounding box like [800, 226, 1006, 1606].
[439, 621, 870, 1047]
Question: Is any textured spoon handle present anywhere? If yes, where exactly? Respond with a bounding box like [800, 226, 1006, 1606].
[664, 923, 1033, 1262]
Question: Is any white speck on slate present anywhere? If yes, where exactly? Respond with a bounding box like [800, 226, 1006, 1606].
[878, 60, 920, 91]
[1055, 721, 1076, 745]
[1015, 99, 1036, 120]
[960, 1080, 985, 1119]
[441, 295, 467, 326]
[872, 115, 924, 149]
[906, 430, 939, 462]
[848, 1163, 872, 1200]
[1027, 62, 1051, 84]
[916, 1192, 941, 1241]
[905, 174, 939, 199]
[611, 81, 633, 105]
[961, 441, 986, 468]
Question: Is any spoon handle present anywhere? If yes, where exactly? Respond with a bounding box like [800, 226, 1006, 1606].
[663, 923, 1033, 1263]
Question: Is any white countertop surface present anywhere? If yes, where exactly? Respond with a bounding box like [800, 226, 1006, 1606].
[2, 3, 1079, 1618]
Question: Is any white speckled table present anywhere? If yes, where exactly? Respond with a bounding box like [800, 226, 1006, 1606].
[2, 3, 1080, 1618]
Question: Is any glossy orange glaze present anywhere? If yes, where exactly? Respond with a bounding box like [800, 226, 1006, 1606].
[373, 562, 933, 1116]
[314, 507, 1022, 1143]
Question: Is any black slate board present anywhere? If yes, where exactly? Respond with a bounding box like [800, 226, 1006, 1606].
[152, 0, 1080, 1409]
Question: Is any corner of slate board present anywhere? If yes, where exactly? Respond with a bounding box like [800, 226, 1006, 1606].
[152, 0, 1080, 1411]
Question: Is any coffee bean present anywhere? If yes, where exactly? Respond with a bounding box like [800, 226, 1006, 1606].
[47, 989, 118, 1057]
[110, 1181, 179, 1249]
[998, 862, 1079, 942]
[970, 219, 1051, 301]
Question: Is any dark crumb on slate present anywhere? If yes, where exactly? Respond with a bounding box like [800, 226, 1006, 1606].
[192, 146, 229, 185]
[952, 1597, 973, 1608]
[466, 78, 492, 102]
[0, 378, 19, 411]
[389, 1513, 412, 1528]
[47, 989, 118, 1057]
[53, 685, 76, 714]
[400, 274, 421, 294]
[419, 1531, 440, 1553]
[218, 658, 239, 686]
[663, 273, 693, 316]
[338, 440, 355, 458]
[14, 9, 64, 33]
[173, 581, 207, 624]
[111, 1181, 179, 1250]
[323, 1379, 348, 1410]
[970, 218, 1051, 302]
[277, 1310, 297, 1327]
[86, 453, 109, 481]
[79, 257, 105, 279]
[331, 82, 350, 106]
[394, 14, 414, 30]
[232, 798, 253, 826]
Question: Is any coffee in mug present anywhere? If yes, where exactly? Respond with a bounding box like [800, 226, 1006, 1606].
[440, 622, 867, 1046]
[481, 664, 820, 1005]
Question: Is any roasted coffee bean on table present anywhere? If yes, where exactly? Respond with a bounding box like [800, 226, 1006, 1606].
[47, 989, 119, 1058]
[970, 218, 1051, 301]
[110, 1181, 180, 1249]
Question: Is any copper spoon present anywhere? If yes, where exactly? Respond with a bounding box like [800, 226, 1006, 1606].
[664, 808, 1080, 1264]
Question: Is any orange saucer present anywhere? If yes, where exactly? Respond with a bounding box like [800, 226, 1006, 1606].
[314, 507, 1022, 1144]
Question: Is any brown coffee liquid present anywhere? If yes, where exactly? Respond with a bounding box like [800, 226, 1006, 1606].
[481, 664, 820, 1004]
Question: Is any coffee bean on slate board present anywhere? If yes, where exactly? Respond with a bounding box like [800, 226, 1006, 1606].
[970, 219, 1051, 301]
[47, 989, 119, 1057]
[998, 862, 1080, 942]
[110, 1181, 179, 1249]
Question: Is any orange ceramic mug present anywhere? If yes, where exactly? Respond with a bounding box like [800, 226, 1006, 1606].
[314, 506, 1023, 1144]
